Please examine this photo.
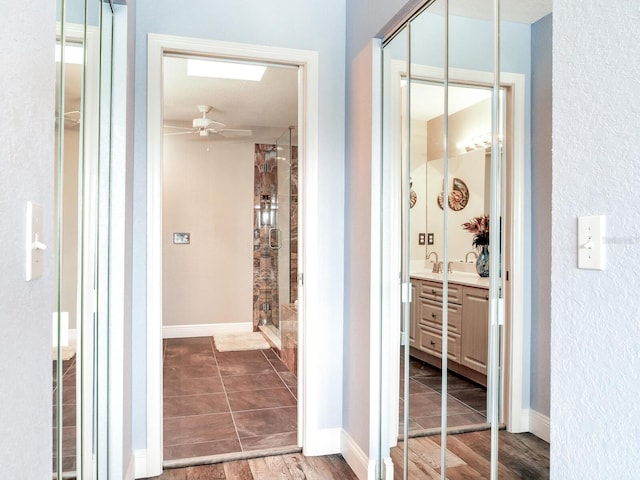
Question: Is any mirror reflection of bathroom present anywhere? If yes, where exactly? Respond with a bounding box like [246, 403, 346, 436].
[411, 83, 500, 273]
[53, 36, 82, 477]
[161, 54, 300, 462]
[404, 79, 501, 437]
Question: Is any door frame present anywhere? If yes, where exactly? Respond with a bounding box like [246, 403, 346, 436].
[144, 34, 319, 476]
[380, 62, 527, 451]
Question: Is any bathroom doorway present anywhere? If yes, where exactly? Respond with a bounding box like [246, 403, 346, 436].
[145, 35, 319, 473]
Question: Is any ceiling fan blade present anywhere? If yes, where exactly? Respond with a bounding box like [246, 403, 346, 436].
[163, 125, 193, 131]
[217, 128, 253, 137]
[165, 130, 196, 136]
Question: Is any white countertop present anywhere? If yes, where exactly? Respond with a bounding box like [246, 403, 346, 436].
[410, 270, 490, 288]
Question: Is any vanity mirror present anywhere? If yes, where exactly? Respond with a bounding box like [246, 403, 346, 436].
[409, 82, 500, 272]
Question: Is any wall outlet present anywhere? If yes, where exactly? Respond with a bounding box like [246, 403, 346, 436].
[427, 233, 434, 245]
[418, 233, 426, 245]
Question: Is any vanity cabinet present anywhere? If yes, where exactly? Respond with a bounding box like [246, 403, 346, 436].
[409, 283, 417, 347]
[410, 277, 488, 386]
[461, 286, 489, 375]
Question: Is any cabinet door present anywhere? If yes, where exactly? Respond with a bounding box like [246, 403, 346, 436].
[461, 286, 489, 374]
[410, 282, 417, 346]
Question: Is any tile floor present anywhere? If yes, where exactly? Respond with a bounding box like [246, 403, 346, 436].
[400, 355, 487, 435]
[163, 337, 298, 462]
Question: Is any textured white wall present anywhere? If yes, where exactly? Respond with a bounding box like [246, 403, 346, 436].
[0, 1, 55, 477]
[552, 1, 640, 477]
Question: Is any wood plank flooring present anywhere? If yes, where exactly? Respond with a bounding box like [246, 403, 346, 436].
[392, 430, 550, 479]
[151, 453, 358, 479]
[151, 430, 549, 479]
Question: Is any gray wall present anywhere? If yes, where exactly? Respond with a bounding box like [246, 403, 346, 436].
[132, 0, 347, 449]
[552, 1, 640, 476]
[0, 1, 55, 478]
[530, 13, 551, 418]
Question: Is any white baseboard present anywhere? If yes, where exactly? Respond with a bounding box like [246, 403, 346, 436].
[528, 409, 550, 443]
[303, 427, 341, 457]
[162, 322, 252, 339]
[341, 429, 374, 480]
[133, 449, 147, 479]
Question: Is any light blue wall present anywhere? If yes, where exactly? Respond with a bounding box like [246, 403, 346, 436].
[531, 13, 551, 418]
[132, 0, 347, 449]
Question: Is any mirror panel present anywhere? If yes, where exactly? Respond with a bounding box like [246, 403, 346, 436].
[380, 20, 408, 480]
[54, 0, 111, 477]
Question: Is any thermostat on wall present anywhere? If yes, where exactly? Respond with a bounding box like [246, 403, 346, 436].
[173, 232, 190, 244]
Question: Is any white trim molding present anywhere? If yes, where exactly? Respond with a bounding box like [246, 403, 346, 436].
[133, 449, 148, 479]
[341, 429, 375, 480]
[147, 33, 319, 476]
[162, 322, 252, 339]
[528, 409, 551, 443]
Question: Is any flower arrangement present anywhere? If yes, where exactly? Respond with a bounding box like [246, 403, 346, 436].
[462, 215, 489, 247]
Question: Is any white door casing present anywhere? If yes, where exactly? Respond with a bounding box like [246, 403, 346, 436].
[144, 34, 319, 477]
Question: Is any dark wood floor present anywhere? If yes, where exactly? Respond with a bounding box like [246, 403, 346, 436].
[151, 452, 358, 479]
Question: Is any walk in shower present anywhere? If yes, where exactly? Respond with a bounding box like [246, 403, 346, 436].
[253, 126, 298, 364]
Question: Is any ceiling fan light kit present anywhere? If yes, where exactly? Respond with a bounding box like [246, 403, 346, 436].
[164, 104, 252, 139]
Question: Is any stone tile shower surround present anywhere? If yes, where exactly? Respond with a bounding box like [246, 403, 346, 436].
[254, 144, 279, 330]
[253, 144, 298, 331]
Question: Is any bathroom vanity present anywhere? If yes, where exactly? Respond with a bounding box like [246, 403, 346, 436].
[410, 271, 489, 387]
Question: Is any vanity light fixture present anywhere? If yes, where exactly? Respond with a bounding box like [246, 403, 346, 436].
[187, 58, 266, 81]
[457, 133, 503, 153]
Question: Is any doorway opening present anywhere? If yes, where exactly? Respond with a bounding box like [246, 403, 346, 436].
[145, 35, 320, 476]
[160, 53, 300, 463]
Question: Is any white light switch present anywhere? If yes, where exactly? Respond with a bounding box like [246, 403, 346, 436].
[578, 215, 605, 270]
[26, 201, 46, 281]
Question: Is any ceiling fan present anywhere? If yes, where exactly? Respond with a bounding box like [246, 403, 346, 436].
[164, 105, 252, 138]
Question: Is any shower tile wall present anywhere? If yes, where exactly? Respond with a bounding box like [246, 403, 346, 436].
[253, 144, 279, 330]
[253, 144, 298, 331]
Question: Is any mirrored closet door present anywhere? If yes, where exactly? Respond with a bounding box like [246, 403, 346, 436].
[380, 0, 509, 478]
[54, 0, 114, 477]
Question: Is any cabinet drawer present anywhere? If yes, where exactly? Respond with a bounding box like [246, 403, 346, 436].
[418, 327, 461, 362]
[418, 299, 461, 333]
[418, 280, 462, 304]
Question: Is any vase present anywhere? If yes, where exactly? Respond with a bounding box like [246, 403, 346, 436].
[476, 245, 489, 277]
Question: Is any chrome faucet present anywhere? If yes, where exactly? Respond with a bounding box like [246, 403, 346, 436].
[426, 251, 439, 272]
[465, 251, 478, 262]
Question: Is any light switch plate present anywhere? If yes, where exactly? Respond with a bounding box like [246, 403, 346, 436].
[26, 201, 45, 281]
[577, 215, 605, 270]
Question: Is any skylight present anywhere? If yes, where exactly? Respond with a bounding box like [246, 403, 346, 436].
[187, 59, 266, 81]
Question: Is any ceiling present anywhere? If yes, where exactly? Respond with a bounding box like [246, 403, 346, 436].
[431, 0, 552, 24]
[162, 55, 299, 143]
